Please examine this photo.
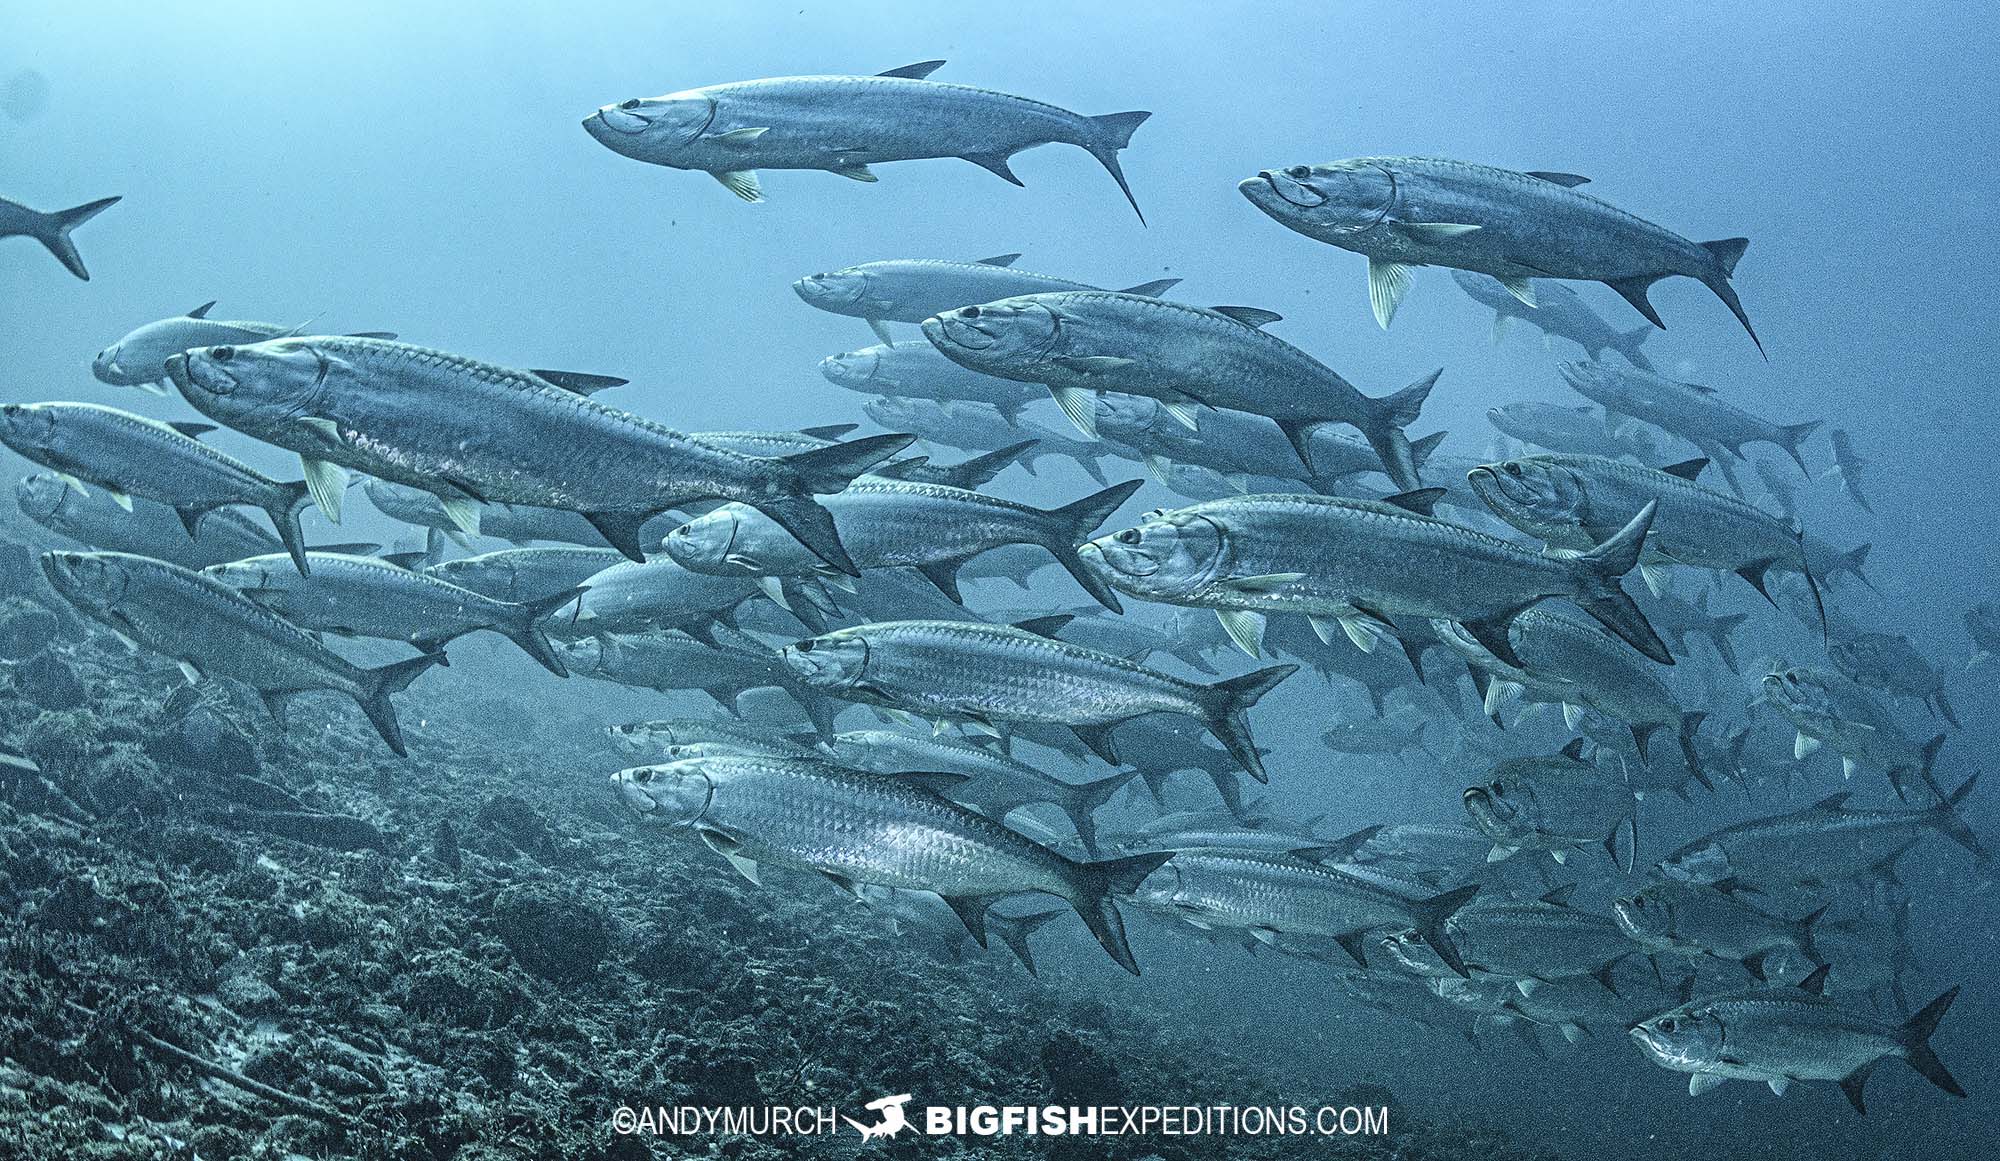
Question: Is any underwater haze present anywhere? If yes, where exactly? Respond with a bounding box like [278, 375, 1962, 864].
[2, 2, 1997, 1159]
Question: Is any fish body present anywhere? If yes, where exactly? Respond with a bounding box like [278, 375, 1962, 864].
[1827, 632, 1957, 727]
[797, 255, 1178, 332]
[1134, 851, 1480, 973]
[424, 546, 627, 605]
[1238, 157, 1758, 351]
[862, 397, 1117, 484]
[922, 290, 1436, 489]
[1080, 492, 1671, 666]
[0, 193, 119, 280]
[1613, 881, 1823, 973]
[585, 62, 1151, 219]
[1095, 392, 1408, 491]
[566, 554, 772, 639]
[1761, 667, 1942, 797]
[780, 618, 1294, 780]
[92, 303, 395, 390]
[38, 550, 439, 754]
[167, 336, 911, 574]
[1452, 271, 1654, 368]
[1417, 890, 1635, 984]
[1486, 401, 1646, 460]
[609, 751, 1170, 972]
[560, 629, 842, 735]
[1969, 603, 2000, 663]
[1631, 981, 1963, 1111]
[1469, 452, 1814, 617]
[662, 477, 1139, 611]
[821, 341, 1046, 420]
[1657, 776, 1985, 887]
[1462, 748, 1639, 868]
[607, 717, 817, 758]
[203, 552, 576, 674]
[0, 401, 313, 573]
[1826, 429, 1872, 511]
[14, 472, 285, 568]
[1560, 362, 1817, 473]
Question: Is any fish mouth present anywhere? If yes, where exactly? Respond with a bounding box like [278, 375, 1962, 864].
[1461, 786, 1517, 823]
[590, 107, 651, 135]
[924, 314, 994, 353]
[1243, 171, 1325, 210]
[818, 349, 880, 387]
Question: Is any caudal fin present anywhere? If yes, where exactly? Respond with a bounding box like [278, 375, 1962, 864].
[1060, 849, 1174, 974]
[1038, 478, 1144, 612]
[942, 439, 1039, 489]
[1614, 324, 1656, 372]
[762, 433, 917, 575]
[1928, 774, 1988, 862]
[498, 587, 587, 676]
[265, 481, 315, 577]
[354, 652, 447, 757]
[1895, 986, 1966, 1102]
[987, 908, 1067, 976]
[1197, 664, 1299, 783]
[1569, 500, 1674, 665]
[1085, 111, 1152, 225]
[1410, 883, 1482, 978]
[1697, 238, 1764, 358]
[1055, 769, 1142, 856]
[1355, 369, 1441, 492]
[1775, 420, 1821, 477]
[28, 195, 120, 280]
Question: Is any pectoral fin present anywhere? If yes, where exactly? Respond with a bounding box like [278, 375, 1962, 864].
[300, 457, 347, 523]
[1048, 386, 1099, 437]
[712, 170, 763, 202]
[1214, 608, 1266, 658]
[1367, 258, 1413, 329]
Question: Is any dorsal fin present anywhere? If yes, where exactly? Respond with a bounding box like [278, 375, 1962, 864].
[530, 369, 628, 395]
[878, 61, 946, 80]
[167, 421, 216, 439]
[974, 253, 1022, 267]
[1011, 615, 1074, 640]
[1380, 487, 1446, 517]
[1810, 791, 1852, 811]
[1559, 737, 1587, 761]
[1210, 305, 1283, 328]
[1526, 171, 1590, 188]
[798, 423, 859, 441]
[1797, 964, 1832, 996]
[1539, 884, 1577, 908]
[1660, 458, 1709, 481]
[186, 300, 217, 319]
[379, 551, 429, 570]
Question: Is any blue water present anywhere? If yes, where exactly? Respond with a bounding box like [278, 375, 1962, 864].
[3, 2, 1995, 1157]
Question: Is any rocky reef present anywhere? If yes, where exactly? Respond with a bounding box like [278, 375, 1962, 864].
[0, 587, 1555, 1161]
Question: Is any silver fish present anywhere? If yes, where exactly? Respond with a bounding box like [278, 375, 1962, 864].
[0, 401, 314, 574]
[1469, 452, 1821, 623]
[922, 290, 1438, 490]
[14, 472, 293, 569]
[607, 717, 818, 759]
[203, 552, 579, 675]
[1613, 880, 1828, 979]
[1826, 632, 1958, 728]
[862, 397, 1116, 485]
[1485, 401, 1648, 461]
[0, 193, 118, 280]
[565, 554, 779, 642]
[1239, 157, 1758, 352]
[1452, 271, 1654, 368]
[1630, 973, 1963, 1112]
[1079, 491, 1671, 667]
[796, 254, 1177, 343]
[1095, 391, 1431, 493]
[560, 629, 843, 736]
[1131, 850, 1480, 974]
[92, 302, 395, 391]
[1560, 362, 1818, 475]
[1761, 667, 1945, 800]
[424, 546, 628, 605]
[1824, 429, 1872, 512]
[609, 752, 1172, 973]
[584, 61, 1151, 220]
[780, 618, 1295, 781]
[1658, 777, 1986, 888]
[39, 550, 440, 755]
[167, 336, 912, 574]
[820, 341, 1049, 424]
[662, 477, 1141, 611]
[1462, 742, 1640, 870]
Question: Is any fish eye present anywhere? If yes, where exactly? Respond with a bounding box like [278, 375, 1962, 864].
[1657, 1018, 1677, 1032]
[1115, 529, 1141, 545]
[795, 639, 815, 653]
[1489, 781, 1504, 794]
[633, 769, 653, 784]
[959, 306, 981, 319]
[211, 346, 235, 363]
[668, 523, 689, 537]
[619, 99, 642, 110]
[1503, 462, 1522, 476]
[1285, 165, 1310, 179]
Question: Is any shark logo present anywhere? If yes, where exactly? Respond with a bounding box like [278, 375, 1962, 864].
[843, 1093, 913, 1142]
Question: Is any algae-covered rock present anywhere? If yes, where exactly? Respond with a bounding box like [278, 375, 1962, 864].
[490, 883, 610, 982]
